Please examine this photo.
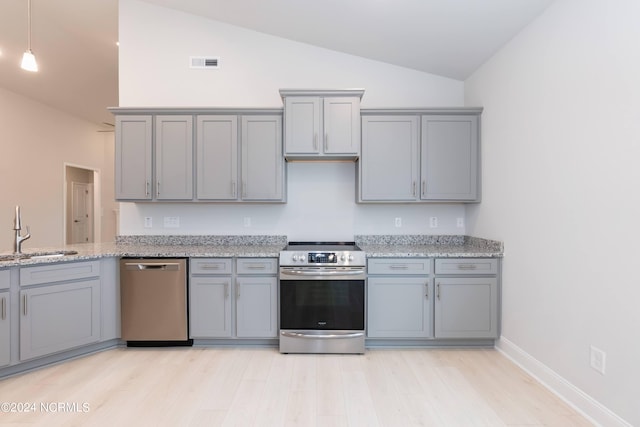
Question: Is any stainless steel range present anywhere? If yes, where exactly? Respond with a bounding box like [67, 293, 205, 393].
[279, 242, 366, 354]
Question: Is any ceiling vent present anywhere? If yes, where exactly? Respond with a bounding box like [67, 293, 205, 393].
[190, 56, 220, 69]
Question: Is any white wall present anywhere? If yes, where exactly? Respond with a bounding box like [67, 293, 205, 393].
[0, 86, 118, 249]
[118, 0, 467, 238]
[465, 0, 640, 425]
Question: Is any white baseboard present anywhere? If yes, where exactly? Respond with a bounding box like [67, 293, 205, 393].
[496, 337, 631, 427]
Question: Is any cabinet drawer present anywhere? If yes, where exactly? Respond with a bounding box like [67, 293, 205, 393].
[435, 259, 498, 275]
[236, 258, 278, 275]
[20, 261, 100, 287]
[190, 258, 233, 275]
[0, 269, 9, 290]
[367, 258, 430, 275]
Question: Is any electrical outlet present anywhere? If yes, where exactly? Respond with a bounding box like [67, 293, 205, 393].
[590, 345, 606, 375]
[144, 217, 153, 228]
[244, 217, 252, 227]
[429, 217, 438, 228]
[456, 217, 465, 228]
[164, 216, 180, 228]
[394, 217, 402, 228]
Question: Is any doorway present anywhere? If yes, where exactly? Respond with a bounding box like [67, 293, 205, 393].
[65, 165, 100, 244]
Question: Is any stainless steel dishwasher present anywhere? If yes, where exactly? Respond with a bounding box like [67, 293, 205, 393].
[120, 258, 192, 346]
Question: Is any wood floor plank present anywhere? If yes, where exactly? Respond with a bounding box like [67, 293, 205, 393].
[0, 347, 594, 426]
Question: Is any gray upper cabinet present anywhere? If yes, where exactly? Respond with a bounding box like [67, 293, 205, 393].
[155, 115, 194, 200]
[359, 109, 482, 203]
[359, 115, 419, 201]
[241, 115, 284, 201]
[421, 115, 478, 201]
[111, 108, 285, 203]
[115, 115, 153, 200]
[281, 89, 363, 160]
[196, 115, 238, 200]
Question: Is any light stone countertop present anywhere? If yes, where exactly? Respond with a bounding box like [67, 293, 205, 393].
[0, 235, 503, 268]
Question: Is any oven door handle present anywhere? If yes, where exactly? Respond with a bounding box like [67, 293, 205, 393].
[280, 269, 365, 276]
[280, 331, 365, 340]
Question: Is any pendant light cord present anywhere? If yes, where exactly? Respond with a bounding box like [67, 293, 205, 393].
[27, 0, 32, 52]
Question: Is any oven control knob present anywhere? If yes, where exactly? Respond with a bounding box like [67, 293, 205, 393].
[292, 254, 299, 262]
[339, 254, 346, 261]
[348, 254, 354, 262]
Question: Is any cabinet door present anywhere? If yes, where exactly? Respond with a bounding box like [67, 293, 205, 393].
[421, 115, 478, 201]
[155, 115, 194, 200]
[0, 291, 9, 367]
[196, 115, 238, 200]
[360, 116, 419, 201]
[189, 277, 232, 338]
[235, 276, 277, 338]
[367, 277, 432, 338]
[323, 97, 360, 155]
[115, 115, 152, 200]
[434, 277, 497, 338]
[241, 115, 284, 201]
[284, 97, 321, 155]
[20, 279, 101, 361]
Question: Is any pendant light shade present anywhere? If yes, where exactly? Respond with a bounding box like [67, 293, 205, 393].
[21, 0, 38, 72]
[21, 50, 38, 72]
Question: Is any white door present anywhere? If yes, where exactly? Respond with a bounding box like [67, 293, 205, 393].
[71, 182, 93, 244]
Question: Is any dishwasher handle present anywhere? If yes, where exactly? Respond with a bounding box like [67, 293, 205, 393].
[124, 262, 181, 271]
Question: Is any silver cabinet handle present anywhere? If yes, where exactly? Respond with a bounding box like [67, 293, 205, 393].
[412, 181, 416, 197]
[324, 132, 328, 151]
[436, 282, 441, 300]
[200, 264, 222, 270]
[236, 280, 240, 298]
[224, 282, 229, 298]
[425, 283, 429, 299]
[422, 180, 426, 196]
[1, 296, 5, 320]
[389, 264, 409, 270]
[145, 181, 150, 197]
[313, 133, 318, 151]
[157, 181, 160, 197]
[458, 264, 478, 270]
[231, 181, 236, 197]
[245, 264, 266, 270]
[23, 294, 27, 316]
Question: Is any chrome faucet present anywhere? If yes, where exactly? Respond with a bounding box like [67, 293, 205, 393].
[13, 206, 31, 254]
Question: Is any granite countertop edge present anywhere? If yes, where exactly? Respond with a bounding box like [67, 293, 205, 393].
[0, 234, 503, 267]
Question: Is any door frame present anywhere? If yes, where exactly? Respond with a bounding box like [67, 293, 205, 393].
[64, 163, 101, 244]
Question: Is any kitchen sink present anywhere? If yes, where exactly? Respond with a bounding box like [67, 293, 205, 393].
[0, 250, 78, 262]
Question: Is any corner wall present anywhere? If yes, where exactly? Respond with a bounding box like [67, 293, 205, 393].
[465, 0, 640, 425]
[0, 86, 118, 249]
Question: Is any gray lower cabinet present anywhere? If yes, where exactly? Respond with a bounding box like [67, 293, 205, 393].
[1, 269, 10, 367]
[235, 275, 277, 338]
[434, 259, 499, 339]
[189, 259, 233, 338]
[366, 258, 432, 338]
[20, 278, 101, 361]
[189, 258, 278, 339]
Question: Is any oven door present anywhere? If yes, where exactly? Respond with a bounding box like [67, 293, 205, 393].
[279, 267, 365, 354]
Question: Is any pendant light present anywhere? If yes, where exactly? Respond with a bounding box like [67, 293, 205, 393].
[21, 0, 38, 72]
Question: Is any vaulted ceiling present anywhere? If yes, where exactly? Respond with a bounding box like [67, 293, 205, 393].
[0, 0, 555, 127]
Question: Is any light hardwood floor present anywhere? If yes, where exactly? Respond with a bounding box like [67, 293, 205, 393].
[0, 347, 593, 426]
